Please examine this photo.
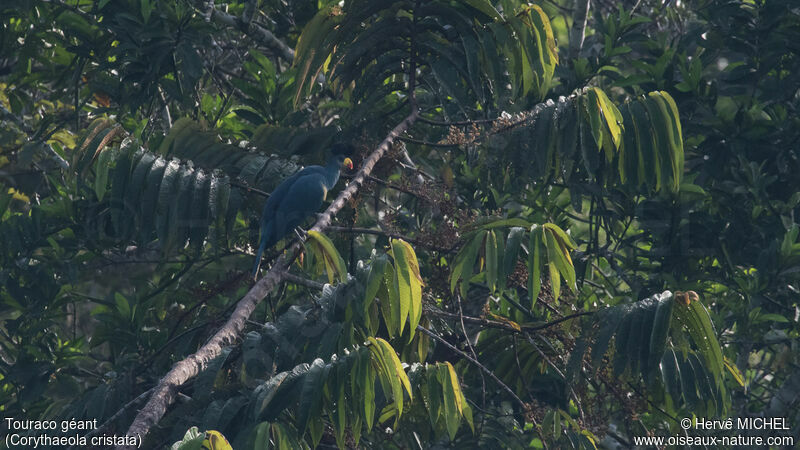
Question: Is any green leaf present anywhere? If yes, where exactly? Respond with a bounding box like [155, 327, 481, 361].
[591, 87, 623, 151]
[648, 292, 674, 381]
[425, 366, 441, 427]
[642, 95, 672, 192]
[443, 362, 463, 415]
[544, 230, 566, 301]
[485, 230, 499, 292]
[723, 357, 745, 387]
[582, 93, 605, 153]
[394, 240, 423, 336]
[613, 310, 635, 375]
[170, 426, 204, 450]
[528, 225, 543, 308]
[439, 364, 460, 440]
[650, 91, 684, 190]
[359, 351, 376, 431]
[365, 255, 389, 316]
[292, 6, 341, 106]
[156, 159, 181, 242]
[114, 293, 130, 318]
[307, 230, 348, 283]
[378, 338, 412, 400]
[108, 145, 136, 235]
[188, 170, 211, 252]
[94, 147, 112, 201]
[378, 265, 397, 338]
[369, 337, 410, 419]
[590, 305, 628, 366]
[333, 383, 347, 446]
[543, 224, 576, 292]
[503, 227, 525, 290]
[296, 358, 326, 434]
[661, 348, 683, 402]
[673, 296, 724, 387]
[391, 239, 412, 336]
[452, 233, 483, 298]
[628, 101, 657, 190]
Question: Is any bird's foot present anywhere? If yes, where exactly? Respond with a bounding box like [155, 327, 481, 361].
[294, 227, 308, 242]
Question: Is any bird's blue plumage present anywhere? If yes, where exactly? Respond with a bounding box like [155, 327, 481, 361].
[252, 153, 352, 276]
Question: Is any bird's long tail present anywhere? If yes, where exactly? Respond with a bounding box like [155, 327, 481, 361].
[252, 221, 272, 278]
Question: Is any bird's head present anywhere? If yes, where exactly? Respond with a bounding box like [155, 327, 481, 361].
[329, 143, 355, 171]
[328, 153, 353, 171]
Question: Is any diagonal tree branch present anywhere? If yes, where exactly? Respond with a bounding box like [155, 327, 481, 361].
[118, 111, 418, 448]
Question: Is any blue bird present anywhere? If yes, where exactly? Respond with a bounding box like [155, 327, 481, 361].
[252, 146, 354, 277]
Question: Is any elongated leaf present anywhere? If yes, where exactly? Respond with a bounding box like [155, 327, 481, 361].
[360, 351, 376, 431]
[543, 225, 576, 293]
[368, 337, 404, 418]
[649, 91, 683, 190]
[426, 366, 441, 427]
[377, 266, 396, 338]
[485, 230, 499, 292]
[528, 225, 543, 307]
[296, 358, 326, 434]
[642, 96, 672, 191]
[629, 101, 657, 190]
[544, 230, 564, 301]
[439, 364, 460, 440]
[582, 93, 605, 153]
[394, 240, 423, 335]
[589, 305, 628, 366]
[189, 170, 211, 251]
[307, 230, 348, 283]
[391, 239, 412, 336]
[139, 157, 167, 244]
[454, 233, 484, 298]
[673, 297, 724, 387]
[365, 255, 389, 314]
[648, 292, 674, 381]
[94, 147, 112, 201]
[376, 338, 412, 400]
[723, 356, 745, 388]
[661, 348, 683, 402]
[503, 227, 525, 289]
[591, 87, 623, 151]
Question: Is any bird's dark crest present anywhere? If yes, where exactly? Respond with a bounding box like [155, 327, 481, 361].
[330, 142, 355, 157]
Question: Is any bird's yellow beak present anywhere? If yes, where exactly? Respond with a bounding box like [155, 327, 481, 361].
[343, 157, 354, 170]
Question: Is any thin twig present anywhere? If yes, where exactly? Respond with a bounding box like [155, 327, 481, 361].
[416, 326, 525, 407]
[229, 180, 270, 197]
[399, 136, 461, 148]
[525, 311, 593, 331]
[196, 1, 295, 62]
[417, 116, 497, 127]
[424, 306, 592, 333]
[523, 332, 585, 421]
[282, 272, 325, 290]
[341, 174, 419, 197]
[416, 325, 548, 450]
[456, 293, 487, 431]
[326, 226, 456, 253]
